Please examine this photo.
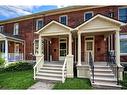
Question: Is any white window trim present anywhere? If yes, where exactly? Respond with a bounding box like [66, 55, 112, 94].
[59, 15, 68, 25]
[84, 11, 94, 21]
[13, 23, 19, 35]
[0, 26, 4, 32]
[36, 19, 43, 31]
[118, 7, 127, 23]
[120, 33, 127, 55]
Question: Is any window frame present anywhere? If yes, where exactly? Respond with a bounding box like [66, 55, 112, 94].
[36, 19, 44, 31]
[13, 23, 19, 35]
[84, 11, 94, 21]
[118, 7, 127, 23]
[0, 26, 4, 32]
[120, 33, 127, 56]
[59, 15, 68, 25]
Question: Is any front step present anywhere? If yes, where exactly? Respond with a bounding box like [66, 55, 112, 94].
[35, 63, 66, 82]
[90, 65, 122, 89]
[35, 76, 62, 81]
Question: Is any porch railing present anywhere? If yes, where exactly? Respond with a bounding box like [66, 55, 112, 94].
[34, 54, 44, 80]
[0, 53, 23, 62]
[89, 52, 94, 83]
[62, 57, 67, 83]
[106, 51, 119, 85]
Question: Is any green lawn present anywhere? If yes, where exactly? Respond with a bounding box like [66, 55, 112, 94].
[0, 70, 36, 89]
[53, 78, 92, 89]
[120, 72, 127, 89]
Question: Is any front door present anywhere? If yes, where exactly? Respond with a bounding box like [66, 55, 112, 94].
[59, 38, 67, 61]
[85, 37, 94, 64]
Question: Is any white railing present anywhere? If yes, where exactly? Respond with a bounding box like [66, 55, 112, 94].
[8, 53, 23, 62]
[62, 57, 67, 83]
[0, 53, 23, 62]
[34, 55, 44, 80]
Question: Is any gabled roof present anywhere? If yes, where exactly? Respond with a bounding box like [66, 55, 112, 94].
[75, 14, 126, 30]
[35, 20, 73, 34]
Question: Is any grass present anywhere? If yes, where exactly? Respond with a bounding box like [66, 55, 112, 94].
[0, 70, 36, 89]
[120, 72, 127, 89]
[53, 78, 92, 89]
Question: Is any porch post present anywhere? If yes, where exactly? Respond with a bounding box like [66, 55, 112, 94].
[38, 35, 42, 55]
[5, 39, 8, 63]
[115, 30, 120, 66]
[115, 29, 123, 80]
[66, 33, 74, 78]
[77, 33, 81, 66]
[68, 33, 72, 55]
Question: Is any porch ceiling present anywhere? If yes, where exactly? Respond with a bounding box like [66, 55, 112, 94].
[36, 21, 73, 36]
[75, 14, 126, 34]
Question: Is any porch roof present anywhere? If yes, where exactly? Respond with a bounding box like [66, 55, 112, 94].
[75, 14, 126, 33]
[35, 21, 73, 36]
[0, 32, 24, 42]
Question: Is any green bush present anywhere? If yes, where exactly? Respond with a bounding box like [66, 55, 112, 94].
[4, 62, 33, 72]
[0, 58, 5, 66]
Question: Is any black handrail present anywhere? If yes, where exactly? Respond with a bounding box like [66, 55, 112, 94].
[89, 52, 94, 83]
[106, 51, 119, 85]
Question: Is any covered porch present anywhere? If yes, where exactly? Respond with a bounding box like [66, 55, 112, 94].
[34, 21, 74, 81]
[76, 14, 125, 81]
[0, 33, 24, 63]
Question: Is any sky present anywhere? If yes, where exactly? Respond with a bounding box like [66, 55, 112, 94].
[0, 5, 58, 21]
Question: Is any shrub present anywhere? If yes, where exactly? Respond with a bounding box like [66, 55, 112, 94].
[0, 58, 5, 66]
[4, 62, 33, 72]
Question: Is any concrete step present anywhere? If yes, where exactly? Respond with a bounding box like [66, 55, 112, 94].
[35, 76, 62, 81]
[94, 66, 110, 69]
[39, 69, 66, 74]
[91, 73, 115, 78]
[40, 67, 63, 70]
[92, 81, 122, 89]
[36, 72, 65, 78]
[43, 64, 63, 67]
[91, 77, 117, 84]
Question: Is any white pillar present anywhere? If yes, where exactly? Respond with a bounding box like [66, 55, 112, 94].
[5, 39, 8, 62]
[38, 35, 42, 55]
[78, 33, 81, 66]
[115, 30, 120, 66]
[68, 33, 72, 55]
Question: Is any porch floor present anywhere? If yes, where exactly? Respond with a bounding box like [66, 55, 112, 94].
[81, 62, 107, 66]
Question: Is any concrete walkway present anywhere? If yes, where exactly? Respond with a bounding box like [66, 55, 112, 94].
[28, 81, 55, 90]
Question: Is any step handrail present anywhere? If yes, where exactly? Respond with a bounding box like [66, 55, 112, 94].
[62, 57, 67, 83]
[89, 52, 94, 83]
[34, 54, 44, 80]
[106, 51, 119, 85]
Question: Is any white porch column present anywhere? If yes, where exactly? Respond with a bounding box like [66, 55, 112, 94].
[78, 33, 81, 66]
[5, 39, 8, 63]
[68, 33, 72, 55]
[38, 35, 42, 55]
[115, 30, 123, 80]
[115, 30, 120, 66]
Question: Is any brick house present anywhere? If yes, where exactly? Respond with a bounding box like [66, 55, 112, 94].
[0, 6, 127, 87]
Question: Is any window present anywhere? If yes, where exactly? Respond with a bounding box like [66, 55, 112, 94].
[108, 12, 115, 18]
[84, 12, 93, 21]
[59, 15, 68, 25]
[119, 7, 127, 23]
[120, 34, 127, 54]
[36, 19, 43, 30]
[13, 23, 19, 35]
[0, 26, 4, 32]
